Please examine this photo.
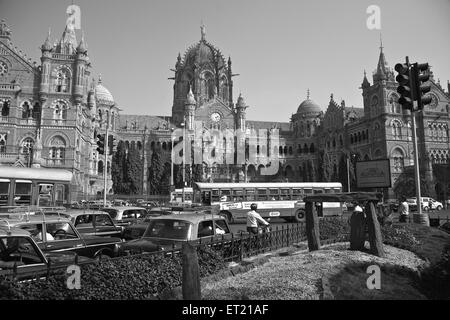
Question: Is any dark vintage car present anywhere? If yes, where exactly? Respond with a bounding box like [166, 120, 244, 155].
[118, 213, 232, 255]
[0, 213, 121, 259]
[0, 226, 93, 280]
[122, 208, 172, 240]
[65, 210, 124, 239]
[100, 206, 149, 227]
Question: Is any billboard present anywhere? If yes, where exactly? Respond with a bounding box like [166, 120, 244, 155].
[355, 159, 391, 188]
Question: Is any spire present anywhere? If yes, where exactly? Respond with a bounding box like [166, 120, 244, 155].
[200, 23, 206, 41]
[41, 27, 53, 52]
[98, 74, 102, 84]
[0, 19, 12, 40]
[186, 85, 196, 105]
[76, 30, 88, 54]
[362, 70, 370, 88]
[373, 38, 394, 82]
[379, 33, 383, 53]
[307, 89, 310, 100]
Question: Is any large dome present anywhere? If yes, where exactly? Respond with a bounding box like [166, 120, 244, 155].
[297, 99, 321, 114]
[183, 40, 225, 68]
[95, 80, 115, 106]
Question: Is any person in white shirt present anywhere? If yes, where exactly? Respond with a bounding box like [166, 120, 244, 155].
[246, 203, 269, 234]
[399, 196, 409, 223]
[34, 224, 54, 241]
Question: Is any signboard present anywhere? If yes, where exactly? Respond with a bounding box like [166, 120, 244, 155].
[355, 159, 391, 188]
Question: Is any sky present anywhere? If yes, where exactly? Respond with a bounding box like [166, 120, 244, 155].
[1, 0, 449, 122]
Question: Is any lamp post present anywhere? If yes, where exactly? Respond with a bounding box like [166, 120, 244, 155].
[103, 104, 114, 207]
[170, 127, 175, 195]
[181, 121, 186, 203]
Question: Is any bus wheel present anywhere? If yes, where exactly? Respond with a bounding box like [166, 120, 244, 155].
[220, 211, 234, 224]
[293, 210, 305, 223]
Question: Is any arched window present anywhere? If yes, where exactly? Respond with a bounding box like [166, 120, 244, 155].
[284, 146, 288, 155]
[310, 143, 315, 153]
[391, 148, 405, 172]
[288, 146, 293, 155]
[49, 136, 66, 165]
[0, 134, 6, 153]
[32, 102, 41, 119]
[98, 160, 104, 175]
[1, 99, 10, 117]
[21, 138, 34, 154]
[21, 101, 32, 118]
[303, 143, 309, 154]
[297, 144, 301, 154]
[54, 68, 70, 93]
[54, 101, 67, 120]
[279, 146, 283, 155]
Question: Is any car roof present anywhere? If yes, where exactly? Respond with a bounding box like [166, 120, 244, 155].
[64, 209, 110, 217]
[102, 206, 146, 211]
[0, 214, 71, 225]
[150, 213, 225, 223]
[0, 225, 32, 237]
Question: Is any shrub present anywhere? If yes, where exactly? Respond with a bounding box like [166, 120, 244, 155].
[0, 245, 226, 300]
[418, 244, 450, 299]
[319, 217, 350, 240]
[381, 224, 421, 251]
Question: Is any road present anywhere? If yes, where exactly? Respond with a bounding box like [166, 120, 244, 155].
[228, 208, 450, 234]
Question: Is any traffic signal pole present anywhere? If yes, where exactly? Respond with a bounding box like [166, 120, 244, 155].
[103, 116, 109, 207]
[406, 57, 423, 219]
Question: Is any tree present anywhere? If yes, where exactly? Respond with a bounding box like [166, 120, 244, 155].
[192, 164, 204, 184]
[111, 141, 128, 194]
[337, 154, 349, 191]
[148, 151, 165, 194]
[126, 142, 143, 194]
[393, 167, 430, 198]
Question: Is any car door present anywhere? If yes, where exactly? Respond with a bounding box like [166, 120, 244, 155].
[73, 214, 96, 237]
[41, 221, 86, 255]
[94, 214, 122, 238]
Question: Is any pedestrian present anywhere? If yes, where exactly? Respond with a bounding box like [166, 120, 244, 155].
[246, 203, 269, 235]
[399, 196, 409, 223]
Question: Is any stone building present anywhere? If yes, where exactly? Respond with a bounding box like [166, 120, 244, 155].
[1, 12, 449, 201]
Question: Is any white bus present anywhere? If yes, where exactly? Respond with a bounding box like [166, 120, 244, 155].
[193, 182, 344, 223]
[0, 166, 73, 209]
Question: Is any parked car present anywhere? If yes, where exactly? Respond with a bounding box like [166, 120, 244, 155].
[118, 213, 232, 255]
[122, 208, 173, 240]
[65, 210, 124, 238]
[0, 226, 92, 280]
[406, 197, 443, 211]
[0, 213, 121, 259]
[100, 206, 150, 227]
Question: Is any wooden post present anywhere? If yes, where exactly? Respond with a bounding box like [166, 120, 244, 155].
[350, 209, 366, 251]
[305, 201, 320, 251]
[182, 242, 201, 300]
[365, 202, 386, 258]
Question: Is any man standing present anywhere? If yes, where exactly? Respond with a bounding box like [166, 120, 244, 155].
[399, 196, 409, 223]
[246, 203, 269, 234]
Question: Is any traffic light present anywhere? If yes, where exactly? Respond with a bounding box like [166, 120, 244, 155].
[414, 62, 432, 110]
[395, 63, 415, 111]
[108, 135, 116, 154]
[96, 134, 105, 155]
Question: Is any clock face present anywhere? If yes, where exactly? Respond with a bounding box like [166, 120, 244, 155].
[210, 112, 221, 122]
[0, 61, 8, 76]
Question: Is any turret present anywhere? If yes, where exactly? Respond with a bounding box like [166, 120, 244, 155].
[361, 70, 370, 89]
[184, 86, 196, 130]
[235, 93, 247, 130]
[74, 32, 88, 102]
[39, 28, 52, 98]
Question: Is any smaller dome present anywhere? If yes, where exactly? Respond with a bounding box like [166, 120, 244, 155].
[95, 77, 114, 106]
[297, 99, 321, 114]
[185, 87, 196, 105]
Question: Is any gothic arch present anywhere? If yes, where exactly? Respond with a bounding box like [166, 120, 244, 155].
[45, 131, 72, 147]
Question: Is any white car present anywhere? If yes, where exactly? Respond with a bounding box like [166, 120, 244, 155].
[407, 197, 443, 211]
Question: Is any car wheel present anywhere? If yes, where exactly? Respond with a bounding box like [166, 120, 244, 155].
[436, 205, 442, 211]
[293, 210, 305, 223]
[423, 206, 429, 212]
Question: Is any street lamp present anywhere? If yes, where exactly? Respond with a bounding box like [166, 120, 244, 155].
[170, 127, 175, 193]
[180, 121, 186, 203]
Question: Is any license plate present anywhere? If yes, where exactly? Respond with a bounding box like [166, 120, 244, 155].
[269, 211, 280, 217]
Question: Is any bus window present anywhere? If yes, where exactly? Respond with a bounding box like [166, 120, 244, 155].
[280, 189, 291, 200]
[232, 189, 244, 201]
[313, 189, 324, 194]
[292, 188, 303, 200]
[325, 188, 332, 194]
[211, 190, 220, 203]
[257, 189, 267, 201]
[269, 189, 279, 201]
[0, 180, 10, 206]
[201, 191, 211, 205]
[14, 181, 32, 206]
[38, 183, 53, 207]
[333, 188, 341, 193]
[245, 189, 255, 201]
[304, 188, 312, 194]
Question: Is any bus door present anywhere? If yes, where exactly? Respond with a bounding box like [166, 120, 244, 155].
[202, 190, 211, 205]
[38, 183, 54, 207]
[0, 179, 10, 206]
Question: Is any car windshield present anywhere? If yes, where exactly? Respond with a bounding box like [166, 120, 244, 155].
[143, 219, 192, 240]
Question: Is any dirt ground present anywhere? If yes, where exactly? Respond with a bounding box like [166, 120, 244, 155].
[201, 242, 428, 300]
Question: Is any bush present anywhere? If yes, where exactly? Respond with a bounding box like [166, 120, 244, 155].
[0, 245, 226, 300]
[419, 244, 450, 299]
[319, 217, 350, 240]
[381, 224, 421, 251]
